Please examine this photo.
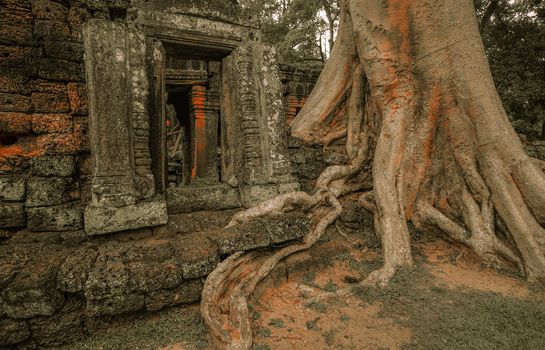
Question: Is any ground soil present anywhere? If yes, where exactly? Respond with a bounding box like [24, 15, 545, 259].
[67, 228, 545, 350]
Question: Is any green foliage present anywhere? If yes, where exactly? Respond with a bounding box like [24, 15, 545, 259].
[241, 0, 340, 63]
[476, 0, 545, 138]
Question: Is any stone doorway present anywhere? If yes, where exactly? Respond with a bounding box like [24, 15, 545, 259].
[83, 3, 299, 233]
[162, 58, 222, 189]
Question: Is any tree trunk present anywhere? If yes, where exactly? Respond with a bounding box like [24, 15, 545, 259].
[293, 0, 545, 282]
[201, 0, 545, 348]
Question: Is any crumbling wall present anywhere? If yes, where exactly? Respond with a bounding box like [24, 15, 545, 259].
[0, 0, 132, 233]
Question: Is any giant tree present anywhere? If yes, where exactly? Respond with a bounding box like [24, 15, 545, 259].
[202, 1, 545, 349]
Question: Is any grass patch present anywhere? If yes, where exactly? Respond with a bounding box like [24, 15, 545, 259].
[252, 310, 261, 321]
[268, 318, 285, 328]
[323, 279, 338, 292]
[302, 271, 318, 287]
[256, 327, 272, 338]
[353, 267, 545, 349]
[322, 330, 336, 346]
[304, 301, 328, 314]
[61, 307, 208, 350]
[305, 318, 321, 332]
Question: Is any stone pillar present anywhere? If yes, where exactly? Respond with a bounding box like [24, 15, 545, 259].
[84, 20, 137, 208]
[83, 20, 167, 235]
[228, 43, 300, 207]
[189, 85, 220, 186]
[232, 45, 265, 184]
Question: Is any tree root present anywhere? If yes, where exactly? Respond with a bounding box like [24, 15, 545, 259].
[201, 135, 369, 350]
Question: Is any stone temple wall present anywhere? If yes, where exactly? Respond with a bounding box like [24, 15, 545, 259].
[0, 0, 310, 235]
[0, 0, 133, 233]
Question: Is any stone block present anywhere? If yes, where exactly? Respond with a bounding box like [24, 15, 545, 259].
[0, 25, 34, 46]
[31, 80, 66, 94]
[264, 213, 310, 244]
[127, 261, 183, 293]
[67, 82, 87, 115]
[57, 247, 97, 293]
[0, 112, 33, 133]
[38, 58, 84, 82]
[0, 93, 32, 112]
[31, 92, 70, 113]
[0, 177, 25, 201]
[0, 248, 22, 290]
[34, 19, 71, 41]
[84, 199, 168, 235]
[0, 256, 65, 319]
[172, 233, 220, 279]
[67, 6, 91, 41]
[31, 0, 68, 21]
[0, 67, 30, 94]
[27, 202, 84, 231]
[0, 318, 31, 347]
[86, 293, 145, 317]
[31, 114, 73, 134]
[0, 203, 26, 228]
[145, 279, 204, 312]
[26, 177, 79, 207]
[30, 155, 75, 177]
[84, 260, 130, 300]
[29, 297, 83, 347]
[44, 41, 84, 62]
[166, 184, 242, 214]
[212, 222, 271, 256]
[524, 141, 545, 161]
[127, 239, 173, 263]
[240, 182, 299, 208]
[167, 209, 240, 234]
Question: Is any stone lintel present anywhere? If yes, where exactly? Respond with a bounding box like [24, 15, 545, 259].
[84, 199, 168, 236]
[240, 182, 300, 208]
[166, 183, 241, 214]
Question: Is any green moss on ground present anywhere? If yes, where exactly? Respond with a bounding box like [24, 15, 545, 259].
[61, 307, 208, 350]
[353, 268, 545, 350]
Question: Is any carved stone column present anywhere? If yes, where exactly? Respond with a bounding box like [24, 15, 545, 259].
[83, 20, 167, 235]
[84, 20, 137, 208]
[189, 85, 220, 186]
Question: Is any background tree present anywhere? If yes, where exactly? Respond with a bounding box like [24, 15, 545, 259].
[475, 0, 545, 139]
[242, 0, 341, 63]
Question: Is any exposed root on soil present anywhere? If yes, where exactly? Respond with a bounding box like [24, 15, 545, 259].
[202, 133, 369, 350]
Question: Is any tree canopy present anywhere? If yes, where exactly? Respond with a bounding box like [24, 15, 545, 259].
[241, 0, 341, 63]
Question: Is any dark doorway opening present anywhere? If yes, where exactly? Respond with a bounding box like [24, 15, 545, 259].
[166, 86, 192, 187]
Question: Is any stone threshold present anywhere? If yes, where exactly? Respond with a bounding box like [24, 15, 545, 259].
[0, 212, 310, 348]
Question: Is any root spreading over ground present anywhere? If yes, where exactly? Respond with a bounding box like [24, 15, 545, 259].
[201, 1, 545, 349]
